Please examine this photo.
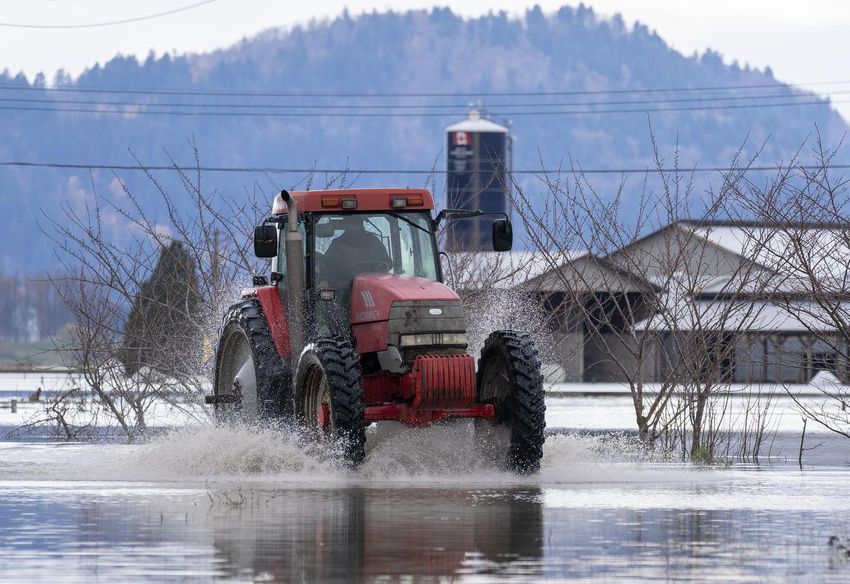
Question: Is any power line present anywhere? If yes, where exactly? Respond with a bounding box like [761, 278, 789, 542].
[0, 0, 221, 30]
[1, 79, 849, 100]
[0, 97, 837, 118]
[1, 160, 846, 175]
[0, 89, 841, 111]
[502, 98, 836, 116]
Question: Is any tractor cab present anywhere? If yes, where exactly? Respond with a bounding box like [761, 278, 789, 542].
[312, 210, 440, 306]
[252, 188, 516, 362]
[256, 189, 445, 335]
[257, 188, 511, 292]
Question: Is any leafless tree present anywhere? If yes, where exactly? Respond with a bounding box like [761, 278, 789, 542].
[734, 133, 850, 440]
[652, 223, 779, 459]
[38, 147, 356, 440]
[512, 138, 781, 459]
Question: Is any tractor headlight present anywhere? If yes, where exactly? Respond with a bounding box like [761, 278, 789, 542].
[399, 332, 467, 348]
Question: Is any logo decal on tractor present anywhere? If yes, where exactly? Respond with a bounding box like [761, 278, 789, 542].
[357, 310, 379, 321]
[361, 290, 376, 308]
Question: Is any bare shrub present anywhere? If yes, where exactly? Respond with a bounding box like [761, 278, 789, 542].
[39, 149, 293, 440]
[9, 381, 100, 441]
[731, 133, 850, 440]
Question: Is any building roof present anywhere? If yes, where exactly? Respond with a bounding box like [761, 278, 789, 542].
[681, 220, 850, 292]
[447, 251, 575, 290]
[524, 254, 658, 294]
[446, 220, 850, 303]
[445, 109, 509, 134]
[680, 220, 849, 258]
[600, 219, 850, 295]
[447, 250, 659, 294]
[634, 298, 843, 332]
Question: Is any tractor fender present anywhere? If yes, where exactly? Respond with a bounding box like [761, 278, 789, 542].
[242, 285, 292, 358]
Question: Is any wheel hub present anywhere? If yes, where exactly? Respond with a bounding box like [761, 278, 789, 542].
[318, 403, 331, 429]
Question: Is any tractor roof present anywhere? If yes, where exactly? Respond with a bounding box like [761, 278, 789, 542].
[272, 188, 434, 215]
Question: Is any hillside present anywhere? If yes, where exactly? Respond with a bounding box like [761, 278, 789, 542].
[0, 5, 847, 273]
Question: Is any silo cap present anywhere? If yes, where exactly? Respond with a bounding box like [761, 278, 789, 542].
[445, 108, 509, 133]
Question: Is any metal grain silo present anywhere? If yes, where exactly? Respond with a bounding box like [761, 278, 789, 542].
[445, 108, 512, 250]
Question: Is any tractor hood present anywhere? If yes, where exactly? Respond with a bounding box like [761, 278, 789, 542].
[351, 274, 460, 324]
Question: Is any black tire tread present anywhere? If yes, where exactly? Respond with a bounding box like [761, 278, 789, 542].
[297, 337, 367, 466]
[214, 297, 292, 419]
[477, 330, 546, 474]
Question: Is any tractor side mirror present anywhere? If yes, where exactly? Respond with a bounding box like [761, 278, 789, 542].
[492, 219, 513, 252]
[253, 225, 278, 258]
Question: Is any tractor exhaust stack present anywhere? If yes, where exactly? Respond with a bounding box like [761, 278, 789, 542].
[280, 190, 305, 364]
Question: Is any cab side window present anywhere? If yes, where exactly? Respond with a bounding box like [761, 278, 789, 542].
[273, 220, 307, 285]
[274, 225, 287, 281]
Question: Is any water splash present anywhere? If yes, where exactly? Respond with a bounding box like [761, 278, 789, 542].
[464, 288, 558, 366]
[126, 424, 331, 480]
[0, 422, 713, 487]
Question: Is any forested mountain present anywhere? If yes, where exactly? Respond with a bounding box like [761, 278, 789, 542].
[0, 4, 847, 274]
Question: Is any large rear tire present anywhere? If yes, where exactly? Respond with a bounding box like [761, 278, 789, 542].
[476, 330, 546, 474]
[213, 298, 292, 423]
[295, 337, 366, 466]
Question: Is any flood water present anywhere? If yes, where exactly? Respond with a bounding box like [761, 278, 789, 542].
[1, 422, 849, 582]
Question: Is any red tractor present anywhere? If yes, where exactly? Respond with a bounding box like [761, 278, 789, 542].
[207, 189, 545, 473]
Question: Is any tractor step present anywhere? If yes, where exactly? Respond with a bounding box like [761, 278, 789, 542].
[204, 393, 242, 405]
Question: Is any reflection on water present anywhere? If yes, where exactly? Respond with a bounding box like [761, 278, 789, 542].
[208, 488, 544, 582]
[0, 485, 545, 582]
[1, 481, 849, 582]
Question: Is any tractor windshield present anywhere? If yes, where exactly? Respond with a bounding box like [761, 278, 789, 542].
[313, 211, 439, 293]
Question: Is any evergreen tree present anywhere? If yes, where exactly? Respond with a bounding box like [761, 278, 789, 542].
[119, 242, 201, 376]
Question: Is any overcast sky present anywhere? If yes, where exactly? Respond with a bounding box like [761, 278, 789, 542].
[3, 0, 850, 119]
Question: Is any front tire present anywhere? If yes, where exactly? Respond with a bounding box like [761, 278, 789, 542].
[295, 337, 366, 466]
[213, 298, 291, 423]
[476, 331, 546, 474]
